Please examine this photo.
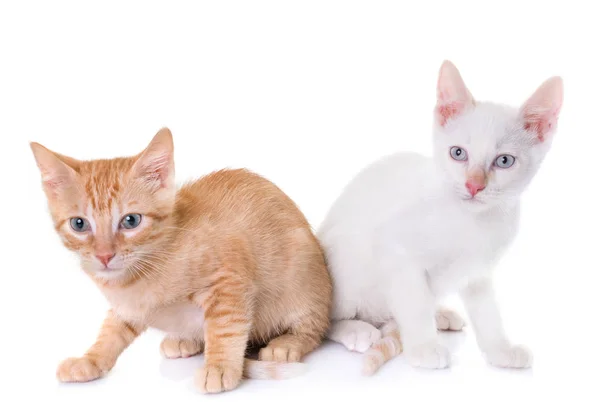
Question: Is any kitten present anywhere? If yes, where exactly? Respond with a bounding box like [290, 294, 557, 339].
[318, 61, 562, 374]
[31, 128, 332, 393]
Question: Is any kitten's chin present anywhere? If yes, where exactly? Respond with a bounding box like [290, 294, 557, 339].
[458, 195, 515, 214]
[88, 267, 128, 281]
[458, 196, 494, 212]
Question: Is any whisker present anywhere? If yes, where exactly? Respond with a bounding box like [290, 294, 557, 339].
[134, 258, 174, 281]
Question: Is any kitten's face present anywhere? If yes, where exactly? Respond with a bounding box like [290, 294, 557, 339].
[31, 128, 176, 281]
[432, 61, 562, 211]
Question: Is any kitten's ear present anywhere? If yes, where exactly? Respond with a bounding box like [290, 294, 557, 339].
[520, 76, 563, 142]
[30, 142, 78, 193]
[435, 60, 475, 127]
[132, 127, 175, 189]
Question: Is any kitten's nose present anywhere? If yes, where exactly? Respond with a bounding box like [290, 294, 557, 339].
[96, 253, 115, 267]
[465, 181, 486, 196]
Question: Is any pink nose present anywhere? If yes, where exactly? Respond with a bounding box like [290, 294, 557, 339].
[466, 181, 485, 196]
[96, 253, 115, 267]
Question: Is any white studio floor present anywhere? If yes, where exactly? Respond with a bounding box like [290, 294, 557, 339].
[4, 275, 595, 417]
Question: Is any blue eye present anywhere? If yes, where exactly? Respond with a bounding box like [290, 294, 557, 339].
[70, 217, 90, 232]
[450, 146, 468, 161]
[120, 214, 142, 230]
[494, 154, 515, 168]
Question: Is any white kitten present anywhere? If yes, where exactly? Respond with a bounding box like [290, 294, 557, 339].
[319, 61, 562, 373]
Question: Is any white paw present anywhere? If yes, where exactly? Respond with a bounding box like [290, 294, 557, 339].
[328, 320, 382, 353]
[406, 341, 451, 369]
[484, 344, 532, 368]
[435, 308, 465, 331]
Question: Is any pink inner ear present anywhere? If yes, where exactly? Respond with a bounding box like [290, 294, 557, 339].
[435, 61, 474, 127]
[437, 102, 466, 127]
[521, 76, 563, 142]
[44, 177, 64, 190]
[138, 153, 171, 188]
[40, 167, 72, 193]
[523, 109, 559, 142]
[150, 164, 169, 187]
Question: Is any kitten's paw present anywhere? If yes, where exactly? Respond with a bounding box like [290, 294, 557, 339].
[195, 364, 242, 394]
[56, 357, 105, 383]
[160, 336, 203, 359]
[484, 344, 533, 368]
[435, 308, 465, 331]
[328, 320, 382, 353]
[406, 341, 451, 369]
[259, 344, 302, 362]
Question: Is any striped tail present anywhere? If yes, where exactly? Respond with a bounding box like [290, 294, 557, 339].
[362, 320, 403, 376]
[243, 359, 307, 380]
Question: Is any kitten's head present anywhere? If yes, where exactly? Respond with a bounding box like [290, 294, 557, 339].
[31, 128, 176, 281]
[432, 60, 563, 211]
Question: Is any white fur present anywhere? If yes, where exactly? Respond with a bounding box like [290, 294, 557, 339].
[328, 320, 382, 353]
[86, 206, 97, 234]
[111, 203, 121, 233]
[319, 61, 562, 369]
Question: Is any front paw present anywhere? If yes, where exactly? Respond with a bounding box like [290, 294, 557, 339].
[328, 320, 382, 353]
[405, 341, 451, 369]
[259, 344, 302, 363]
[160, 336, 204, 359]
[484, 344, 532, 368]
[56, 357, 105, 383]
[195, 363, 243, 394]
[435, 308, 466, 331]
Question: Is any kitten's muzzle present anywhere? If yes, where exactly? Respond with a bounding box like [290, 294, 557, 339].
[96, 252, 116, 267]
[465, 167, 487, 197]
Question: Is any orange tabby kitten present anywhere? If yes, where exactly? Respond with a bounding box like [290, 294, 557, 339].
[31, 128, 332, 393]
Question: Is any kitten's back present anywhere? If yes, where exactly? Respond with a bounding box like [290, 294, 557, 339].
[319, 152, 432, 238]
[176, 168, 309, 233]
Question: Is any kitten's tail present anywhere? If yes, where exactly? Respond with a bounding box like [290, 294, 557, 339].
[362, 320, 403, 376]
[242, 359, 308, 380]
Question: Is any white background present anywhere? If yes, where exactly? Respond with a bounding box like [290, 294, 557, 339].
[1, 1, 598, 417]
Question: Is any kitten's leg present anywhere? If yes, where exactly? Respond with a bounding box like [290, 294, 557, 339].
[160, 335, 204, 359]
[258, 316, 328, 362]
[56, 310, 145, 382]
[327, 319, 382, 353]
[388, 265, 450, 369]
[192, 275, 252, 394]
[461, 279, 532, 368]
[363, 320, 402, 375]
[361, 308, 464, 375]
[435, 307, 466, 331]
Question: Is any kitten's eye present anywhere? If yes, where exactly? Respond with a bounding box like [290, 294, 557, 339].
[120, 214, 142, 230]
[70, 217, 90, 232]
[449, 146, 468, 161]
[494, 154, 515, 168]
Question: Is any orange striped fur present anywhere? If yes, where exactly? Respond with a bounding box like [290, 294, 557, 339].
[31, 128, 332, 393]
